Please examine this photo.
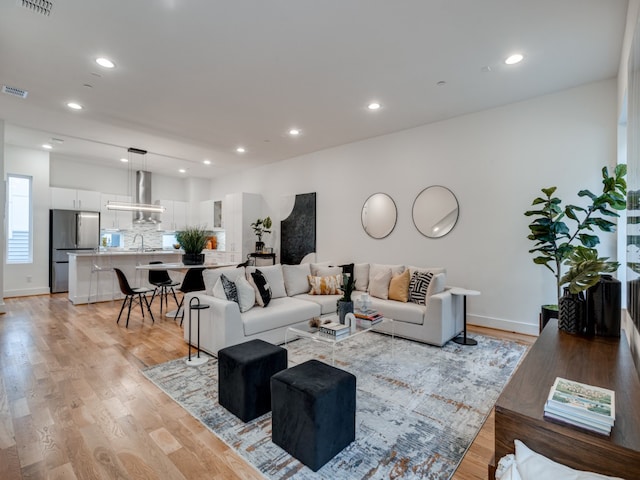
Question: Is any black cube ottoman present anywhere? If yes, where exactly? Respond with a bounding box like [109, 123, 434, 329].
[218, 339, 288, 422]
[271, 359, 356, 472]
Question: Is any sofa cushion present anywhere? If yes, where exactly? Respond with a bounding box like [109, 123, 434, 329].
[203, 266, 245, 295]
[426, 273, 446, 297]
[235, 275, 256, 313]
[247, 264, 287, 299]
[369, 268, 392, 299]
[409, 271, 432, 305]
[282, 263, 311, 296]
[354, 263, 370, 291]
[308, 274, 342, 295]
[370, 297, 425, 325]
[242, 297, 321, 336]
[310, 261, 333, 276]
[294, 293, 341, 314]
[407, 265, 446, 277]
[316, 266, 342, 276]
[388, 269, 410, 302]
[369, 264, 404, 294]
[250, 269, 272, 307]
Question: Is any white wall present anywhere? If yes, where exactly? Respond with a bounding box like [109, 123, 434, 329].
[4, 145, 51, 297]
[210, 80, 618, 335]
[0, 122, 6, 311]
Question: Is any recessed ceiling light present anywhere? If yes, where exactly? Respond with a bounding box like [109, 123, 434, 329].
[120, 158, 128, 163]
[504, 53, 524, 65]
[236, 147, 246, 153]
[42, 144, 53, 150]
[288, 128, 300, 136]
[179, 168, 186, 173]
[67, 102, 83, 110]
[436, 81, 447, 86]
[203, 159, 211, 165]
[96, 57, 115, 68]
[367, 102, 381, 110]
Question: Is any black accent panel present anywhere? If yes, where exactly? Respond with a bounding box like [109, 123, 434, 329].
[281, 192, 316, 265]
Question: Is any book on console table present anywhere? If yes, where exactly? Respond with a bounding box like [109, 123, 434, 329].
[543, 377, 615, 435]
[319, 322, 350, 337]
[355, 310, 383, 320]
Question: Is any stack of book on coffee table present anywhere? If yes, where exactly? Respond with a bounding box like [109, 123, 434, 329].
[354, 309, 383, 327]
[319, 322, 350, 339]
[544, 377, 615, 435]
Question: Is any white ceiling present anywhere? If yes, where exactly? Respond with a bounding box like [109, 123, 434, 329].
[0, 0, 630, 179]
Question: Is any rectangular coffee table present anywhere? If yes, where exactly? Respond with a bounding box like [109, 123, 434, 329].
[284, 316, 393, 365]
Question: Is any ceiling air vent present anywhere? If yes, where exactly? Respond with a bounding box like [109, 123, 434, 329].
[18, 0, 53, 16]
[2, 85, 28, 99]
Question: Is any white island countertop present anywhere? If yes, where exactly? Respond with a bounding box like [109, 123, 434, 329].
[68, 249, 183, 257]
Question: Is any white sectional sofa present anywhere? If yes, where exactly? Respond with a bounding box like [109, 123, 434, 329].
[183, 262, 465, 355]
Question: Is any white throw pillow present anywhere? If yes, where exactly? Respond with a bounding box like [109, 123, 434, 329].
[369, 264, 404, 288]
[369, 268, 392, 299]
[514, 440, 624, 480]
[212, 277, 226, 300]
[496, 454, 522, 480]
[282, 263, 311, 296]
[407, 265, 446, 277]
[203, 266, 245, 295]
[234, 275, 255, 313]
[246, 264, 286, 299]
[354, 263, 370, 291]
[310, 261, 333, 276]
[426, 273, 446, 298]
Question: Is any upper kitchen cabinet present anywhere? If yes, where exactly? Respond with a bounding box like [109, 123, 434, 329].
[157, 200, 188, 231]
[100, 194, 133, 230]
[223, 192, 262, 260]
[51, 187, 101, 211]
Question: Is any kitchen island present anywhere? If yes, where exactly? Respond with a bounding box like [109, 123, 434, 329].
[68, 250, 182, 305]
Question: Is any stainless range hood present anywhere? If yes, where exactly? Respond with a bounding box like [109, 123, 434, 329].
[133, 170, 158, 224]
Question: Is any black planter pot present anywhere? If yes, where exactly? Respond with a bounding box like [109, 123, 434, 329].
[182, 253, 205, 265]
[337, 300, 354, 325]
[587, 274, 621, 337]
[558, 288, 586, 335]
[540, 305, 558, 332]
[255, 241, 264, 253]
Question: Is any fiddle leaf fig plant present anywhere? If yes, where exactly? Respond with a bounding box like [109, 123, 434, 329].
[525, 164, 626, 300]
[251, 217, 272, 242]
[559, 246, 619, 294]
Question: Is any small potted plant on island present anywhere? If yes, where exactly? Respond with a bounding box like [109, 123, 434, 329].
[176, 226, 211, 265]
[251, 216, 272, 252]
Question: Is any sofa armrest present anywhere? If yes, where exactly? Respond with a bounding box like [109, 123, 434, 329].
[424, 288, 464, 339]
[183, 292, 245, 354]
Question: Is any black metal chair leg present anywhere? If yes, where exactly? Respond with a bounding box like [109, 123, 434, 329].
[144, 295, 155, 323]
[170, 287, 179, 308]
[138, 293, 146, 320]
[117, 296, 128, 324]
[126, 296, 133, 328]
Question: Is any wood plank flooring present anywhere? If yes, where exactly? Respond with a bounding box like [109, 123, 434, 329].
[0, 293, 535, 479]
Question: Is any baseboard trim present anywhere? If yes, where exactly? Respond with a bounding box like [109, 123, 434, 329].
[5, 287, 51, 298]
[467, 314, 539, 336]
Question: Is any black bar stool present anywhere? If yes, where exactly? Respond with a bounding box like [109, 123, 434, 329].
[186, 296, 209, 366]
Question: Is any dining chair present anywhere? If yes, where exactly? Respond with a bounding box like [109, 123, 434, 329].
[114, 268, 155, 327]
[148, 261, 180, 316]
[176, 267, 206, 326]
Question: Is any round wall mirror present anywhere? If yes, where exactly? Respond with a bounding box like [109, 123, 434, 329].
[361, 193, 397, 239]
[412, 186, 459, 238]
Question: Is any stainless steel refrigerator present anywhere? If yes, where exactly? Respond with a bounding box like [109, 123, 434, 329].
[49, 209, 100, 293]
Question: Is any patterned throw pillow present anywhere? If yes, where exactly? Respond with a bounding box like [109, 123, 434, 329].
[220, 274, 238, 303]
[409, 271, 433, 305]
[250, 269, 272, 307]
[307, 274, 342, 295]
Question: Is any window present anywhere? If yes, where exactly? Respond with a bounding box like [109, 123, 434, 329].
[7, 174, 32, 263]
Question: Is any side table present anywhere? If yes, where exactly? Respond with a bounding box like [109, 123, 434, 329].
[186, 296, 209, 366]
[450, 287, 480, 346]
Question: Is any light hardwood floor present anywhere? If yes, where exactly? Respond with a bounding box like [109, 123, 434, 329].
[0, 293, 535, 479]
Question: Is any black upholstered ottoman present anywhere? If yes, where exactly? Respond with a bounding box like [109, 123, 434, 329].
[271, 359, 356, 472]
[218, 339, 288, 422]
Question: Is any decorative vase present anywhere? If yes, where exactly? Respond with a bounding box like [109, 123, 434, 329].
[558, 288, 586, 335]
[182, 253, 205, 265]
[255, 241, 264, 253]
[587, 274, 621, 337]
[337, 300, 354, 325]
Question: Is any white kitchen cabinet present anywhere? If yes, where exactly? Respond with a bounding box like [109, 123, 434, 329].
[100, 194, 133, 230]
[199, 200, 214, 229]
[157, 200, 188, 231]
[223, 192, 262, 261]
[51, 187, 101, 211]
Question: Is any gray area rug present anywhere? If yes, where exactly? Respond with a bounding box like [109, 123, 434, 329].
[142, 332, 528, 479]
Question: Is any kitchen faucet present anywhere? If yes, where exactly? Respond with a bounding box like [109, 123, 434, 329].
[133, 233, 144, 252]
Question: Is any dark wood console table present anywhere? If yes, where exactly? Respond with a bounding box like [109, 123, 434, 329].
[248, 252, 276, 265]
[493, 319, 640, 479]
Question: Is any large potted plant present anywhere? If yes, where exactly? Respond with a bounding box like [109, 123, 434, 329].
[251, 216, 272, 252]
[176, 226, 211, 265]
[525, 164, 626, 328]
